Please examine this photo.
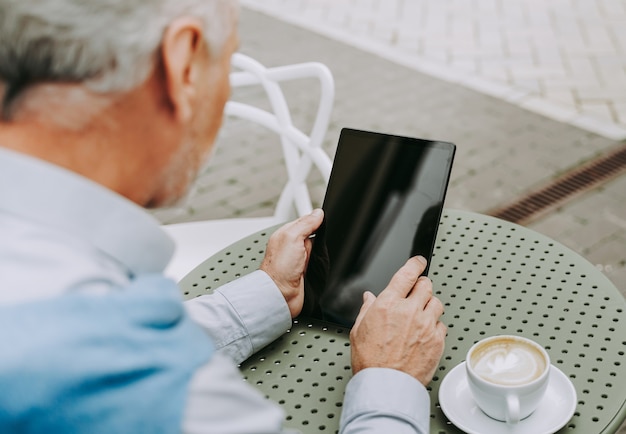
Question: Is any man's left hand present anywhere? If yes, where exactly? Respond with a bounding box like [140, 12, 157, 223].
[260, 209, 324, 318]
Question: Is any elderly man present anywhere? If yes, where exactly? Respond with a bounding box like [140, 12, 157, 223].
[0, 0, 446, 433]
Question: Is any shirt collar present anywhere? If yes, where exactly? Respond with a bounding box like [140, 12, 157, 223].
[0, 148, 175, 276]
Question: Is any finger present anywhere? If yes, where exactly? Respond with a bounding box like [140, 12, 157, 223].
[303, 237, 314, 268]
[423, 294, 444, 319]
[352, 291, 376, 331]
[436, 320, 448, 339]
[281, 209, 324, 240]
[380, 256, 428, 299]
[407, 275, 434, 308]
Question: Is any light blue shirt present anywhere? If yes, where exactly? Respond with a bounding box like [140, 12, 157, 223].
[0, 274, 213, 433]
[0, 147, 430, 433]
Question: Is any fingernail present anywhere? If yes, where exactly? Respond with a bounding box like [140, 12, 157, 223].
[416, 255, 427, 265]
[311, 208, 323, 217]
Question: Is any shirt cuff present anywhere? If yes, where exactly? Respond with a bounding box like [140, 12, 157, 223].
[184, 270, 292, 364]
[215, 270, 292, 353]
[340, 368, 430, 434]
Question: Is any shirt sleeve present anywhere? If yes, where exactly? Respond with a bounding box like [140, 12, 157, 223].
[183, 270, 292, 364]
[339, 368, 431, 434]
[183, 272, 430, 434]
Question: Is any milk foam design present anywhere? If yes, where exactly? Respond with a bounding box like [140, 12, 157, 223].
[472, 342, 545, 385]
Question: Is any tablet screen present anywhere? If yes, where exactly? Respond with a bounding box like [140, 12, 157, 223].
[303, 128, 456, 326]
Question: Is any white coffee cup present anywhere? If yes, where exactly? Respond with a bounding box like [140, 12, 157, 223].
[465, 335, 551, 424]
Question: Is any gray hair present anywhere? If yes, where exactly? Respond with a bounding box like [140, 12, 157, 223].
[0, 0, 238, 119]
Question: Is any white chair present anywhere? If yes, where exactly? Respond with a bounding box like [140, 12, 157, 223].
[163, 53, 335, 281]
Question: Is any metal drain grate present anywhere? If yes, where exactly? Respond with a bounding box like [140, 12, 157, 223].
[488, 143, 626, 225]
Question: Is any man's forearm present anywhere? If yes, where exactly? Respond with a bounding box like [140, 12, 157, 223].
[183, 270, 292, 364]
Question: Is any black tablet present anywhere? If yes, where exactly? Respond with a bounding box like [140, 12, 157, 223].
[303, 128, 456, 326]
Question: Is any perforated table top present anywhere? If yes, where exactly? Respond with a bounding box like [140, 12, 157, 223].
[179, 209, 626, 434]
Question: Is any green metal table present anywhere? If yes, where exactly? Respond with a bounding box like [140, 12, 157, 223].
[179, 209, 626, 433]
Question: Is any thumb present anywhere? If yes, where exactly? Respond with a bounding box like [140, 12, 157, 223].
[353, 291, 376, 330]
[291, 208, 324, 239]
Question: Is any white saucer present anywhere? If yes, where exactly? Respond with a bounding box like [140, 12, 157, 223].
[438, 362, 577, 434]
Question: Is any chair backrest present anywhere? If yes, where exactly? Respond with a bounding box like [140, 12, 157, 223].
[224, 53, 334, 221]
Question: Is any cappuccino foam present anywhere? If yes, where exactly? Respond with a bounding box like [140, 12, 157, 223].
[470, 338, 547, 386]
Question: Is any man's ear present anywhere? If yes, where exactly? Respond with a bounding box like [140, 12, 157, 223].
[160, 17, 206, 124]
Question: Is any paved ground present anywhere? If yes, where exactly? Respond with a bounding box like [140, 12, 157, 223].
[156, 7, 626, 294]
[152, 6, 626, 431]
[242, 0, 626, 140]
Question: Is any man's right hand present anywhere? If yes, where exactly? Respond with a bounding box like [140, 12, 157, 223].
[349, 256, 447, 386]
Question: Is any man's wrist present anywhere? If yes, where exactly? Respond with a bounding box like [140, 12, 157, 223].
[217, 270, 292, 350]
